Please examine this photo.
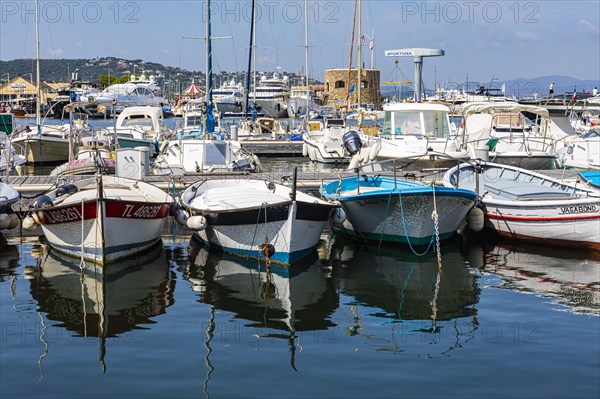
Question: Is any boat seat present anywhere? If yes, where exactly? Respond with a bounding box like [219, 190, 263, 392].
[484, 184, 576, 201]
[201, 187, 288, 210]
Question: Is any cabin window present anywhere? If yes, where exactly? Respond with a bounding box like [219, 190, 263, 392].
[334, 80, 345, 89]
[361, 80, 369, 89]
[392, 111, 422, 136]
[423, 111, 451, 138]
[383, 112, 392, 136]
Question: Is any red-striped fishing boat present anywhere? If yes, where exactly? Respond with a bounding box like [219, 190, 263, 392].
[443, 162, 600, 251]
[30, 175, 174, 265]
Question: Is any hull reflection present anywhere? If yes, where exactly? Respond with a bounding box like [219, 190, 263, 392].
[29, 244, 175, 338]
[187, 236, 338, 333]
[477, 243, 600, 315]
[329, 235, 480, 322]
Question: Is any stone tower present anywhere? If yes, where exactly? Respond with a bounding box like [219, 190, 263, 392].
[323, 68, 381, 110]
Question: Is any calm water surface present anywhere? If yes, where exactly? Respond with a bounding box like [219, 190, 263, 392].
[4, 116, 599, 397]
[1, 227, 598, 399]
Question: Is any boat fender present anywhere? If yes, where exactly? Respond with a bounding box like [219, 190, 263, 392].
[169, 202, 181, 216]
[174, 209, 189, 226]
[0, 214, 10, 230]
[302, 143, 308, 157]
[260, 243, 276, 258]
[361, 148, 370, 163]
[369, 143, 379, 161]
[159, 140, 169, 153]
[56, 183, 78, 197]
[252, 154, 263, 173]
[329, 208, 347, 226]
[467, 207, 485, 232]
[7, 213, 19, 230]
[22, 214, 38, 231]
[33, 195, 53, 209]
[187, 215, 207, 231]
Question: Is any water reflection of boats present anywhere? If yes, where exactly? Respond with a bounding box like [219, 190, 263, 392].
[27, 244, 175, 370]
[0, 243, 20, 282]
[330, 237, 480, 322]
[187, 237, 338, 334]
[477, 243, 600, 315]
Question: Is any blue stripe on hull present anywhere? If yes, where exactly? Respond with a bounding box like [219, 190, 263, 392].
[49, 237, 162, 265]
[195, 235, 316, 266]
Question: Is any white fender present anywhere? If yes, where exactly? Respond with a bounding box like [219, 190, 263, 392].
[187, 215, 207, 231]
[22, 216, 38, 231]
[467, 207, 485, 232]
[302, 143, 308, 157]
[369, 142, 380, 161]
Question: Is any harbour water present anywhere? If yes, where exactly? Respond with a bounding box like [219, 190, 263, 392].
[2, 116, 599, 398]
[1, 224, 598, 398]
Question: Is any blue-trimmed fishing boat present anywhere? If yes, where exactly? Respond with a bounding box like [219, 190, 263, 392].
[320, 176, 477, 248]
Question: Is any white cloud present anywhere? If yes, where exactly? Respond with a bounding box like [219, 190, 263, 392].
[75, 42, 84, 49]
[49, 48, 64, 57]
[513, 31, 542, 41]
[159, 49, 170, 55]
[579, 19, 600, 35]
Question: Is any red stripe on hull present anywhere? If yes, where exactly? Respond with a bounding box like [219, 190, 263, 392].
[38, 200, 170, 225]
[38, 201, 96, 225]
[104, 200, 170, 220]
[486, 212, 600, 222]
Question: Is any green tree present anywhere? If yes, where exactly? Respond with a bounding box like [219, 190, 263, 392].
[98, 75, 117, 89]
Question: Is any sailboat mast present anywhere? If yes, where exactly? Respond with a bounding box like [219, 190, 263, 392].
[35, 0, 41, 132]
[304, 0, 309, 120]
[357, 0, 361, 108]
[206, 0, 212, 105]
[252, 0, 257, 102]
[244, 0, 255, 117]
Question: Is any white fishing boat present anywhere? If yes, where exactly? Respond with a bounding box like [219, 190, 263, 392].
[360, 102, 468, 171]
[557, 130, 600, 170]
[0, 182, 20, 232]
[458, 102, 566, 169]
[237, 117, 291, 140]
[98, 106, 171, 157]
[179, 176, 338, 265]
[1, 131, 27, 174]
[319, 175, 477, 247]
[443, 161, 600, 251]
[302, 118, 354, 163]
[29, 175, 174, 265]
[50, 135, 116, 176]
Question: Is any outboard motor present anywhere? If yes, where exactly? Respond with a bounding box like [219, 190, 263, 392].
[33, 195, 53, 209]
[342, 130, 362, 156]
[56, 183, 78, 197]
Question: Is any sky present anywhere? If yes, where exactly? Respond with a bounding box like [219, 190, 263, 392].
[1, 0, 599, 89]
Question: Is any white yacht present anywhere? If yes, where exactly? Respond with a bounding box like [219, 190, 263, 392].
[286, 87, 318, 118]
[213, 79, 245, 114]
[91, 75, 169, 116]
[250, 69, 290, 118]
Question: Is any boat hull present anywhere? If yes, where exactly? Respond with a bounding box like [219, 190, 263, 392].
[255, 99, 288, 119]
[38, 199, 170, 265]
[13, 136, 70, 164]
[337, 190, 475, 246]
[483, 199, 600, 251]
[193, 201, 333, 265]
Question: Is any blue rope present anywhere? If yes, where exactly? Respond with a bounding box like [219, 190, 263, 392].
[398, 188, 435, 256]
